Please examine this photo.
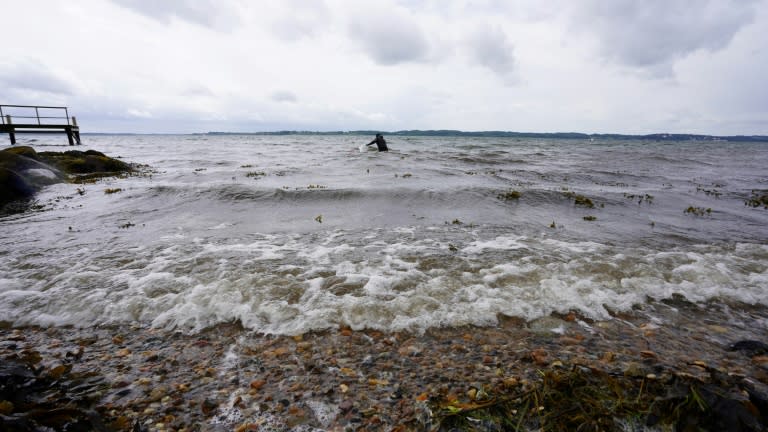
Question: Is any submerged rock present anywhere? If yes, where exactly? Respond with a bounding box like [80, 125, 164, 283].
[0, 146, 132, 209]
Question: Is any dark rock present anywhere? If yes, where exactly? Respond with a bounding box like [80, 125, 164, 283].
[201, 398, 218, 416]
[0, 167, 35, 204]
[0, 357, 109, 431]
[729, 340, 768, 356]
[0, 146, 132, 209]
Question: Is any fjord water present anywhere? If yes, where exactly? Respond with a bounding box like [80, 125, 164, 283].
[1, 135, 767, 334]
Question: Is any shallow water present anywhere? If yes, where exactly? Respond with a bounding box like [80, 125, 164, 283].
[1, 135, 767, 334]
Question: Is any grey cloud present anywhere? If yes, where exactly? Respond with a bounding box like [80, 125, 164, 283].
[182, 84, 215, 97]
[574, 0, 759, 71]
[348, 6, 429, 65]
[0, 60, 75, 95]
[271, 91, 298, 103]
[111, 0, 239, 30]
[270, 0, 329, 42]
[466, 26, 517, 84]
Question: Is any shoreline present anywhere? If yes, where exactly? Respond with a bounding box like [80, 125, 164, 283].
[2, 299, 768, 431]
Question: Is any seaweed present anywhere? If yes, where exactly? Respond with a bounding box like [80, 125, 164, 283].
[429, 365, 768, 431]
[497, 190, 521, 201]
[623, 193, 654, 205]
[583, 216, 597, 221]
[574, 195, 595, 208]
[745, 191, 768, 209]
[563, 191, 595, 208]
[684, 206, 712, 216]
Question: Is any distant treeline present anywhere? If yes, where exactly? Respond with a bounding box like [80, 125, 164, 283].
[206, 130, 768, 142]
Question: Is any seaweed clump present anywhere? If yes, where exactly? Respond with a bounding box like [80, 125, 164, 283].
[685, 206, 712, 216]
[573, 195, 595, 208]
[497, 190, 521, 201]
[745, 191, 768, 209]
[429, 364, 768, 431]
[563, 191, 595, 208]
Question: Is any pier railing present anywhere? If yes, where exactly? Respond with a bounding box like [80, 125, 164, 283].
[0, 104, 74, 126]
[0, 104, 81, 145]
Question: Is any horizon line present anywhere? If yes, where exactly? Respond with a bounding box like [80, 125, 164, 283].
[76, 130, 768, 141]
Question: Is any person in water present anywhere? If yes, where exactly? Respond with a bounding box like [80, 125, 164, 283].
[367, 133, 388, 152]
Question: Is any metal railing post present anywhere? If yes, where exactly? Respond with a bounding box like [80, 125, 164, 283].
[35, 107, 40, 125]
[6, 114, 16, 145]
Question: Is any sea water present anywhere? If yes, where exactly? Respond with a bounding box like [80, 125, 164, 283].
[1, 134, 766, 334]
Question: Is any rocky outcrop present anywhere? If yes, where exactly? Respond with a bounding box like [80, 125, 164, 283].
[0, 146, 132, 209]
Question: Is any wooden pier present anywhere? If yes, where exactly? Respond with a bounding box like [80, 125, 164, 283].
[1, 104, 81, 145]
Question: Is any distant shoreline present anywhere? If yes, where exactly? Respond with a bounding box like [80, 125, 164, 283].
[69, 130, 768, 142]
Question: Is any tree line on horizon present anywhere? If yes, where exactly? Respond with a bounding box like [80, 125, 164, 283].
[204, 130, 767, 142]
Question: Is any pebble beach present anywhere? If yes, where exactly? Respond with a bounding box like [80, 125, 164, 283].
[3, 298, 768, 431]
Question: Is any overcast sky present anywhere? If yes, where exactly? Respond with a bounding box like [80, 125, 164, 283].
[2, 0, 767, 134]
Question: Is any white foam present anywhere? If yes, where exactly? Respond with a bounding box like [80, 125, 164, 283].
[2, 223, 767, 335]
[463, 235, 527, 254]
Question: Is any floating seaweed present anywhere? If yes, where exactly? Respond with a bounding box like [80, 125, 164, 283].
[573, 195, 595, 208]
[104, 188, 122, 194]
[563, 191, 595, 208]
[623, 193, 654, 205]
[684, 206, 712, 216]
[497, 190, 521, 201]
[583, 215, 597, 221]
[245, 171, 265, 178]
[745, 190, 768, 209]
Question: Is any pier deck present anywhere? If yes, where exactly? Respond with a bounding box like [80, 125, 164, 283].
[1, 104, 81, 145]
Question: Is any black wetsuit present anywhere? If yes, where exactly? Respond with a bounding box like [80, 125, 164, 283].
[367, 135, 388, 152]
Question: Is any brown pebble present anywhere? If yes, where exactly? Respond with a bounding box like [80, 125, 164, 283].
[503, 377, 519, 387]
[640, 350, 657, 359]
[558, 336, 583, 345]
[201, 398, 218, 416]
[250, 379, 266, 390]
[531, 348, 549, 365]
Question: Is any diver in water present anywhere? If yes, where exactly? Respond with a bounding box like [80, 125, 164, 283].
[367, 133, 388, 152]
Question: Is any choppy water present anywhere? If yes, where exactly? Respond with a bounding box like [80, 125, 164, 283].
[1, 135, 767, 334]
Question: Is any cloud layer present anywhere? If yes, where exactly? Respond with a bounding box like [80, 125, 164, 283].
[2, 0, 766, 135]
